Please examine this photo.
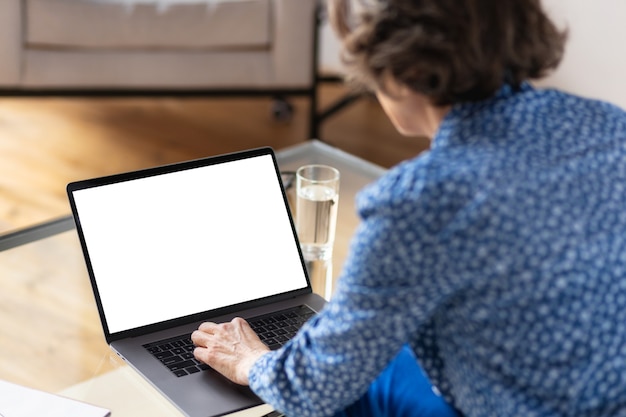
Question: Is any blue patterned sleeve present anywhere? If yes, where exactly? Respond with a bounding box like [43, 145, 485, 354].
[248, 163, 470, 416]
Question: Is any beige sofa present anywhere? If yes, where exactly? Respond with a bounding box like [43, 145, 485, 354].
[0, 0, 324, 136]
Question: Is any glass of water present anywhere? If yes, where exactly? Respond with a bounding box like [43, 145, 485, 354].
[296, 165, 340, 298]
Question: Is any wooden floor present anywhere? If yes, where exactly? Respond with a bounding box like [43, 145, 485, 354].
[0, 84, 430, 394]
[0, 85, 430, 233]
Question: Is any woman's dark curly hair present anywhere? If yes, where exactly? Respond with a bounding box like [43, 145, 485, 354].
[328, 0, 568, 105]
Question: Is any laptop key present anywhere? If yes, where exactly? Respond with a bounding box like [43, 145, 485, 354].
[155, 351, 174, 360]
[186, 366, 201, 374]
[161, 356, 181, 365]
[168, 360, 196, 371]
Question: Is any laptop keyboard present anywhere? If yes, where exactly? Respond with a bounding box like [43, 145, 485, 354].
[143, 305, 316, 377]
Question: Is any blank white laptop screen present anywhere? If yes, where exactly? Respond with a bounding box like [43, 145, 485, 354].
[71, 154, 307, 334]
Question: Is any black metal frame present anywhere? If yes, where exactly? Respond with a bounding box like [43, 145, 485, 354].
[0, 3, 362, 141]
[0, 215, 74, 251]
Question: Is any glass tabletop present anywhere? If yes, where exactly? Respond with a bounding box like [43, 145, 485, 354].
[0, 140, 385, 416]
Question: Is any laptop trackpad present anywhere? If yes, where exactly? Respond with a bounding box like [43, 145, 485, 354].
[167, 371, 262, 417]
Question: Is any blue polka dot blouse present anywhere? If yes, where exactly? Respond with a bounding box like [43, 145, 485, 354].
[249, 83, 626, 417]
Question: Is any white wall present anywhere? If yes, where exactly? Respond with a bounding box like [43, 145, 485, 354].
[537, 0, 626, 110]
[319, 1, 626, 110]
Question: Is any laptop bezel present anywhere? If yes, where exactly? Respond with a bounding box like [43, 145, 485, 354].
[67, 147, 312, 344]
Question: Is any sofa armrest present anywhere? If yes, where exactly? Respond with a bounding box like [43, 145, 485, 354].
[271, 0, 317, 87]
[0, 0, 22, 87]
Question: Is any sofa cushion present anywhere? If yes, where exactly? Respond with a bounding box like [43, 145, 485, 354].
[25, 0, 271, 50]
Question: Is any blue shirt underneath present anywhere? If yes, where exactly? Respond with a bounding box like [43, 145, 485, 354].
[249, 83, 626, 417]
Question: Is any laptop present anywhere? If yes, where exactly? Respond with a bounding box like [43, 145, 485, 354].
[67, 147, 327, 417]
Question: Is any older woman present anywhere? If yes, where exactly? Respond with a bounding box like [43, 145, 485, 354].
[192, 1, 626, 416]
